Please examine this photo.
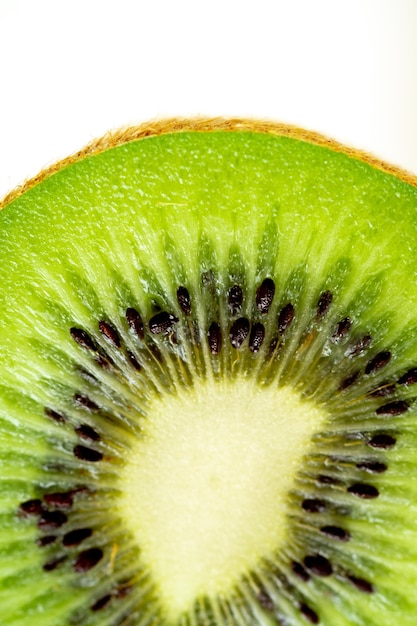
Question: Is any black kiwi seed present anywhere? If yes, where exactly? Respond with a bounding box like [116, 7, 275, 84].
[70, 327, 99, 352]
[398, 367, 417, 386]
[256, 278, 275, 314]
[347, 483, 379, 499]
[126, 307, 145, 340]
[228, 285, 243, 315]
[347, 574, 374, 594]
[43, 555, 67, 572]
[74, 393, 100, 412]
[356, 460, 387, 474]
[365, 351, 392, 375]
[99, 320, 121, 348]
[316, 290, 333, 320]
[339, 370, 360, 391]
[37, 535, 58, 547]
[278, 303, 295, 334]
[19, 499, 44, 517]
[126, 349, 142, 371]
[331, 316, 352, 343]
[177, 286, 192, 316]
[320, 525, 350, 541]
[302, 498, 326, 513]
[347, 333, 372, 357]
[317, 474, 341, 486]
[375, 400, 409, 416]
[303, 554, 333, 576]
[207, 322, 222, 355]
[44, 491, 75, 509]
[73, 445, 103, 463]
[368, 433, 396, 449]
[75, 424, 101, 441]
[249, 322, 265, 353]
[63, 527, 93, 547]
[44, 407, 67, 423]
[91, 594, 112, 611]
[38, 510, 68, 531]
[147, 340, 163, 362]
[292, 560, 311, 581]
[73, 547, 103, 573]
[149, 311, 179, 335]
[300, 603, 319, 624]
[229, 317, 250, 349]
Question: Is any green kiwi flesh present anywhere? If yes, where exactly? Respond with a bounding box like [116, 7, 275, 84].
[1, 120, 417, 625]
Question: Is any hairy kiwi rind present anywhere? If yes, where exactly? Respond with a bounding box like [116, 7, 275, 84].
[2, 119, 417, 625]
[1, 117, 416, 210]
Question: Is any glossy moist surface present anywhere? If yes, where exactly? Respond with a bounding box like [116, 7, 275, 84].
[1, 129, 417, 625]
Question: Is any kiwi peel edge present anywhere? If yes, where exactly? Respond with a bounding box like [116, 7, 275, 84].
[1, 116, 416, 210]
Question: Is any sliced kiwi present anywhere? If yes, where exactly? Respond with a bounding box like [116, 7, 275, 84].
[1, 118, 417, 626]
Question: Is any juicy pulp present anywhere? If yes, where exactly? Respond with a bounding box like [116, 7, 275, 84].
[0, 123, 417, 625]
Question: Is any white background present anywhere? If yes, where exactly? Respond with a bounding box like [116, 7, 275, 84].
[0, 0, 416, 199]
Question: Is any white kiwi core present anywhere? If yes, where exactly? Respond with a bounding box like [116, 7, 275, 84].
[120, 379, 327, 620]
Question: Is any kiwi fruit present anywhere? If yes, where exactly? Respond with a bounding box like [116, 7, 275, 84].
[1, 118, 417, 626]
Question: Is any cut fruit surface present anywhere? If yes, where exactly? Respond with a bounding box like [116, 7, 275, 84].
[1, 119, 417, 626]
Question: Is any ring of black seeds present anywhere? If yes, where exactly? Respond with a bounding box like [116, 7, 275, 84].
[17, 271, 417, 626]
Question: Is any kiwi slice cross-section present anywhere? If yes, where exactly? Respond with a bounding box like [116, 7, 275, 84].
[1, 118, 417, 626]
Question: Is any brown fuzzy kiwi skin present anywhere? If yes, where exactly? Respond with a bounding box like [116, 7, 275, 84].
[1, 117, 416, 211]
